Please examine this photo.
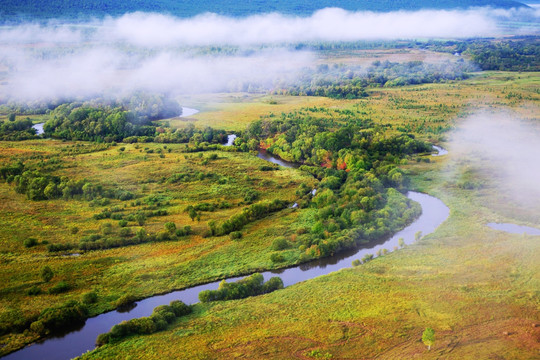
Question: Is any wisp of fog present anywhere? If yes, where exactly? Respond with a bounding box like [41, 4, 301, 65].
[0, 7, 538, 102]
[449, 109, 540, 210]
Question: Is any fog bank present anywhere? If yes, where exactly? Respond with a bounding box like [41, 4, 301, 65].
[0, 7, 538, 102]
[449, 109, 540, 209]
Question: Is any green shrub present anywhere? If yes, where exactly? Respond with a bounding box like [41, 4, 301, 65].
[170, 300, 191, 316]
[271, 237, 290, 250]
[96, 333, 110, 346]
[165, 222, 176, 233]
[115, 294, 137, 308]
[270, 253, 285, 263]
[352, 259, 361, 267]
[199, 273, 283, 303]
[261, 277, 284, 293]
[30, 300, 88, 335]
[27, 285, 42, 295]
[48, 281, 70, 294]
[362, 254, 374, 263]
[119, 227, 132, 237]
[47, 243, 75, 252]
[96, 300, 191, 346]
[229, 231, 243, 240]
[40, 266, 54, 282]
[82, 291, 98, 304]
[23, 238, 38, 248]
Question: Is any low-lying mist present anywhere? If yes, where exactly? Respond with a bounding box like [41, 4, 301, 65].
[448, 109, 540, 219]
[0, 7, 538, 103]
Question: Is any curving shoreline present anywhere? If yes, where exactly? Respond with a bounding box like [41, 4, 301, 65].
[3, 149, 450, 360]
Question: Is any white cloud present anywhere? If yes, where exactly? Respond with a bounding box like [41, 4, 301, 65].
[0, 7, 538, 102]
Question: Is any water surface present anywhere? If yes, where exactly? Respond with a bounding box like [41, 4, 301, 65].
[32, 123, 44, 135]
[432, 145, 448, 156]
[3, 148, 450, 360]
[487, 222, 540, 235]
[179, 107, 199, 117]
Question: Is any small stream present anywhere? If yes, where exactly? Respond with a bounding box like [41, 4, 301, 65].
[487, 222, 540, 235]
[32, 123, 44, 135]
[179, 107, 199, 117]
[432, 145, 448, 156]
[4, 136, 450, 360]
[224, 134, 237, 146]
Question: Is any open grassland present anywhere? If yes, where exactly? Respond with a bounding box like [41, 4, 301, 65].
[81, 148, 540, 360]
[1, 70, 539, 357]
[80, 72, 540, 359]
[0, 140, 316, 354]
[165, 72, 539, 143]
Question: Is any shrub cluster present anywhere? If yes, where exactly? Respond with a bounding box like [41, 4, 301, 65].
[96, 300, 191, 346]
[29, 300, 88, 336]
[198, 273, 283, 303]
[212, 199, 288, 236]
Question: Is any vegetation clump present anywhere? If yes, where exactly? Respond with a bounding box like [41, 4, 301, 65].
[96, 300, 191, 346]
[29, 300, 88, 336]
[198, 273, 283, 303]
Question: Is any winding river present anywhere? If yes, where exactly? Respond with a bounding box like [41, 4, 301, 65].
[4, 137, 450, 360]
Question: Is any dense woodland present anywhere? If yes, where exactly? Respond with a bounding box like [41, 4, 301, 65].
[230, 107, 429, 259]
[277, 59, 475, 98]
[463, 37, 540, 71]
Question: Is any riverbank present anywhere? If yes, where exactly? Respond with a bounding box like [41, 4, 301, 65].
[80, 157, 540, 360]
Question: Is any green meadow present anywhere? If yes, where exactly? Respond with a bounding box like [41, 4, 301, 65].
[0, 68, 538, 358]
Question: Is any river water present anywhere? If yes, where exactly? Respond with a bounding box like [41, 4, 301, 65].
[487, 222, 540, 235]
[4, 139, 450, 360]
[179, 107, 199, 117]
[32, 123, 44, 135]
[432, 145, 448, 156]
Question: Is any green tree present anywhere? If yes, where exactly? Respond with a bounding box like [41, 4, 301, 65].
[398, 237, 405, 248]
[8, 113, 15, 122]
[422, 327, 435, 350]
[188, 207, 197, 222]
[165, 222, 176, 233]
[136, 213, 146, 226]
[41, 266, 54, 283]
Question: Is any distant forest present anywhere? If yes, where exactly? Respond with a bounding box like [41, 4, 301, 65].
[0, 0, 528, 21]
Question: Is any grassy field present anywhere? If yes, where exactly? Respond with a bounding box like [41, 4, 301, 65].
[165, 71, 539, 141]
[80, 71, 539, 359]
[1, 70, 538, 357]
[0, 141, 316, 354]
[80, 139, 540, 360]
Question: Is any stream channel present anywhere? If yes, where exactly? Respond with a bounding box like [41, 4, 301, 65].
[4, 138, 450, 360]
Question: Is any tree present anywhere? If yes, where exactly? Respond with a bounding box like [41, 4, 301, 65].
[41, 266, 54, 283]
[188, 207, 197, 222]
[165, 222, 176, 233]
[136, 213, 146, 226]
[8, 113, 16, 122]
[398, 237, 405, 248]
[422, 327, 435, 350]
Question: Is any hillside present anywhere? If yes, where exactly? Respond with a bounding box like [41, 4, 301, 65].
[0, 0, 529, 22]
